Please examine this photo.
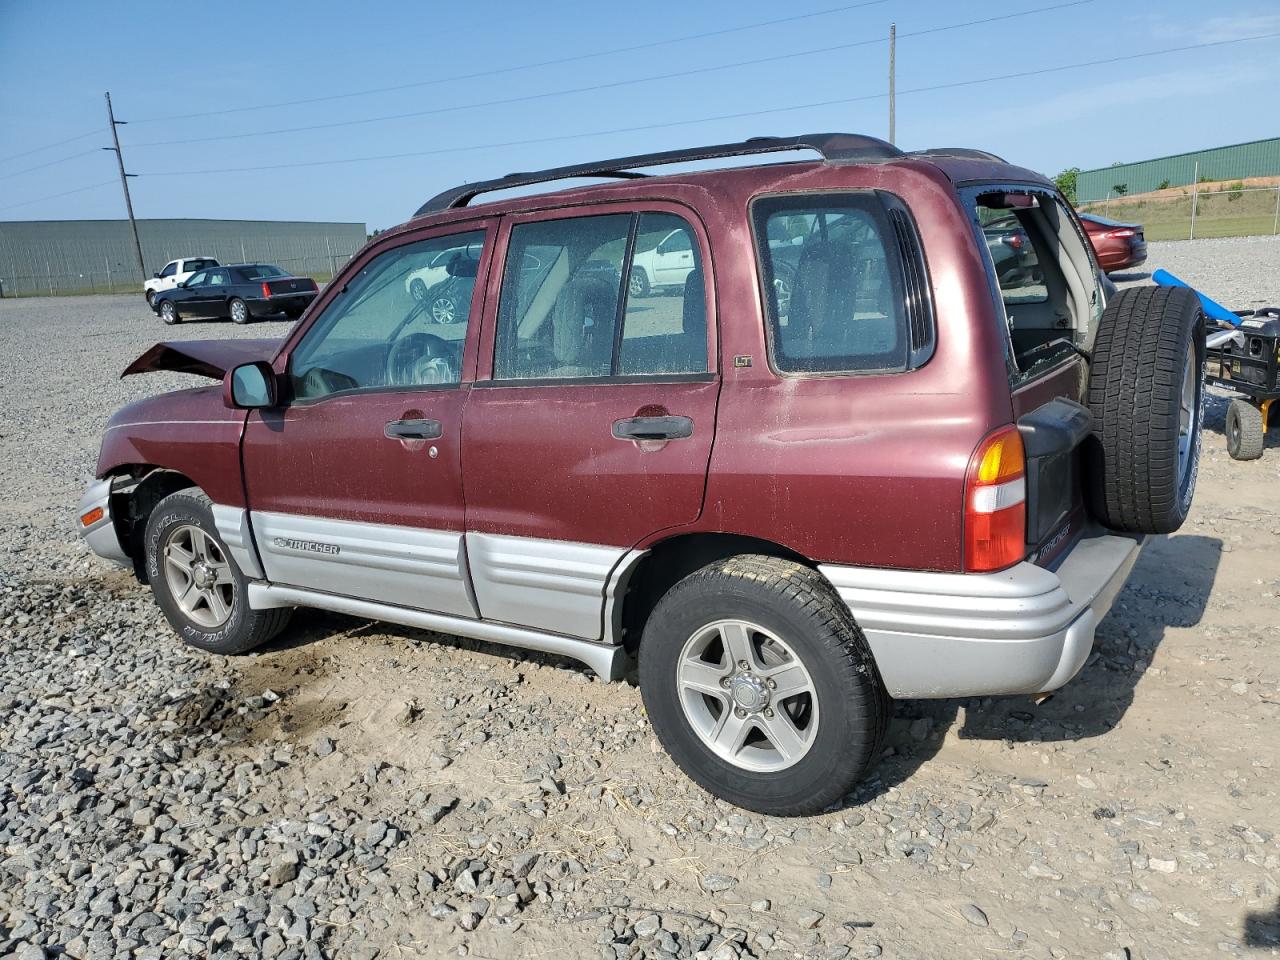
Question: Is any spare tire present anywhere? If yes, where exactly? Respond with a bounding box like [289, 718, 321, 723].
[1085, 285, 1204, 533]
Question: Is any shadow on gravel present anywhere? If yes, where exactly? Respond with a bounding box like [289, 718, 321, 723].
[867, 533, 1222, 803]
[1245, 900, 1280, 947]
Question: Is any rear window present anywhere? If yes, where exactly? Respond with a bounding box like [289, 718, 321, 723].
[185, 258, 216, 272]
[753, 194, 911, 375]
[237, 264, 287, 281]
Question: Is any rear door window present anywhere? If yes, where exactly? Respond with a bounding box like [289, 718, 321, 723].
[493, 211, 708, 381]
[753, 194, 914, 375]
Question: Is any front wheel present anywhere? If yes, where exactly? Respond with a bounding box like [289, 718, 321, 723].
[629, 268, 650, 299]
[229, 298, 250, 324]
[144, 488, 291, 655]
[638, 555, 888, 816]
[1226, 398, 1265, 460]
[160, 300, 179, 325]
[145, 290, 155, 307]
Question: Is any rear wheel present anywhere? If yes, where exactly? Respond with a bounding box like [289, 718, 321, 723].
[638, 555, 889, 816]
[1085, 285, 1204, 533]
[144, 488, 291, 655]
[229, 298, 250, 325]
[409, 278, 429, 302]
[1225, 399, 1265, 460]
[160, 300, 179, 325]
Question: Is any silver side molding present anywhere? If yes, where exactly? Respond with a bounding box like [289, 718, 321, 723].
[246, 582, 625, 680]
[212, 505, 264, 580]
[465, 532, 627, 640]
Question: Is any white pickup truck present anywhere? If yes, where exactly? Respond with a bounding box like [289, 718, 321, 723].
[143, 257, 219, 306]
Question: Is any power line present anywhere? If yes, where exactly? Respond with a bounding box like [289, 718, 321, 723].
[0, 130, 100, 167]
[0, 180, 116, 213]
[0, 149, 102, 183]
[128, 0, 894, 125]
[137, 31, 1280, 180]
[127, 0, 1096, 150]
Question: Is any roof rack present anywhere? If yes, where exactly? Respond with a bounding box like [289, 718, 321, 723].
[910, 147, 1007, 162]
[415, 133, 903, 217]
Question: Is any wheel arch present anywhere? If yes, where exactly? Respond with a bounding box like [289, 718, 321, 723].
[613, 531, 812, 653]
[105, 466, 201, 580]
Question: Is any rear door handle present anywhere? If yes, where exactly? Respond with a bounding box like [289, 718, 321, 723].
[384, 418, 443, 440]
[612, 415, 693, 441]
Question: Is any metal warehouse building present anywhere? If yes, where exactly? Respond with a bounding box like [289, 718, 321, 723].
[1076, 137, 1280, 203]
[0, 218, 367, 297]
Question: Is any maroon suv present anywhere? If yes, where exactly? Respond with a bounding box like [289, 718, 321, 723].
[77, 134, 1205, 814]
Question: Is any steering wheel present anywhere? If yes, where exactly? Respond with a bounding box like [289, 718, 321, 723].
[386, 331, 454, 386]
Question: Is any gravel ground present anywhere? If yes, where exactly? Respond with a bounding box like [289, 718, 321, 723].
[1, 238, 1278, 960]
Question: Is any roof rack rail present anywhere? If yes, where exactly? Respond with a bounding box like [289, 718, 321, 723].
[415, 133, 903, 217]
[910, 147, 1007, 162]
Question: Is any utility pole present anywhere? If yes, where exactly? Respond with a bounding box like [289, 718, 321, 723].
[888, 23, 896, 145]
[1189, 159, 1199, 241]
[103, 92, 146, 284]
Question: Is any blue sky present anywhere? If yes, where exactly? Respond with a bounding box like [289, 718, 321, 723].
[2, 0, 1278, 230]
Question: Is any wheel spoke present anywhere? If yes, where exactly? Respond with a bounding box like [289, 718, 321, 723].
[176, 579, 201, 611]
[760, 709, 808, 764]
[680, 660, 727, 696]
[709, 710, 753, 757]
[205, 587, 231, 623]
[210, 562, 234, 586]
[166, 542, 195, 568]
[762, 661, 812, 699]
[718, 621, 757, 670]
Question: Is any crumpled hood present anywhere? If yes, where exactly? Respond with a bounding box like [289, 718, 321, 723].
[121, 338, 281, 380]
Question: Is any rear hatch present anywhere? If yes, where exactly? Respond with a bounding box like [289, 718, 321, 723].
[962, 185, 1104, 568]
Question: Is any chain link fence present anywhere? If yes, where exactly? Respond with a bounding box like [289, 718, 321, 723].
[0, 219, 366, 298]
[1079, 184, 1280, 242]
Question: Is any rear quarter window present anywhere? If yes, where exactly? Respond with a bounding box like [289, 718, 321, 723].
[753, 193, 927, 375]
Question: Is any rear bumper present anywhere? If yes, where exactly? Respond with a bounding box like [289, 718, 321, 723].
[819, 527, 1144, 699]
[75, 477, 130, 567]
[245, 293, 316, 316]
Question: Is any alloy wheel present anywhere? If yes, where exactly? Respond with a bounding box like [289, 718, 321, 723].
[162, 524, 234, 629]
[676, 618, 819, 773]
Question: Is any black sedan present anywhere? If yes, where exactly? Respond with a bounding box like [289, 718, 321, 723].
[151, 263, 319, 325]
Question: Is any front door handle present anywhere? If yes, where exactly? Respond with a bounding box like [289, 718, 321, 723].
[612, 415, 693, 441]
[384, 418, 443, 440]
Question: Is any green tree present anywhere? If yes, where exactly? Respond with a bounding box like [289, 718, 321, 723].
[1054, 167, 1080, 203]
[1112, 183, 1128, 197]
[1157, 178, 1170, 190]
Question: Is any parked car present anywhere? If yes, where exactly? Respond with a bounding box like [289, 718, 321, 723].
[144, 256, 219, 306]
[982, 215, 1037, 284]
[150, 264, 318, 325]
[403, 241, 485, 303]
[78, 134, 1204, 815]
[1077, 212, 1148, 273]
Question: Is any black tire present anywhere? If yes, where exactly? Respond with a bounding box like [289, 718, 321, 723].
[409, 278, 429, 302]
[145, 290, 155, 307]
[1225, 398, 1264, 460]
[628, 268, 650, 299]
[229, 298, 250, 325]
[1085, 285, 1204, 534]
[144, 488, 291, 655]
[638, 555, 889, 816]
[159, 300, 179, 325]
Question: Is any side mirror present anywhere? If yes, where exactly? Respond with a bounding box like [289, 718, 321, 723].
[224, 361, 278, 409]
[153, 272, 161, 279]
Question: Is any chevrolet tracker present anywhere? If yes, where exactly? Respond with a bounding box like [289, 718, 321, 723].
[77, 134, 1204, 815]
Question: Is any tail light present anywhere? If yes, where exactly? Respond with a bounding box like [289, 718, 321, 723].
[964, 425, 1026, 572]
[261, 281, 272, 298]
[1109, 228, 1136, 239]
[1002, 233, 1024, 250]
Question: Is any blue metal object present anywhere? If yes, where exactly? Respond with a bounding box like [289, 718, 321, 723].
[1152, 268, 1241, 326]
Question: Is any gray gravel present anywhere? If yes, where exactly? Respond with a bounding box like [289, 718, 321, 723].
[1113, 235, 1280, 309]
[1, 241, 1278, 959]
